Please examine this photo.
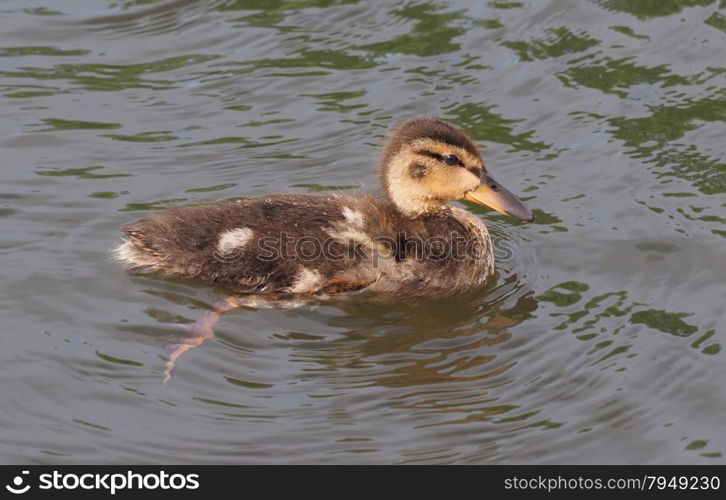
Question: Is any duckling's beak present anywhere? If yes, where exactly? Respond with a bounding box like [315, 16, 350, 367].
[463, 173, 534, 222]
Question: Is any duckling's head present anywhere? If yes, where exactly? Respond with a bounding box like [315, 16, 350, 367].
[379, 117, 533, 221]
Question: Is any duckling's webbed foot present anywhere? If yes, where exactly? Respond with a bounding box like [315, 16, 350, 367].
[163, 296, 242, 384]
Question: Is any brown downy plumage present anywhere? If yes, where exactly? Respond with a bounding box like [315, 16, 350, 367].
[114, 117, 533, 298]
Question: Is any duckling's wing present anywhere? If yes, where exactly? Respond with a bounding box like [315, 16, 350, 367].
[114, 195, 384, 294]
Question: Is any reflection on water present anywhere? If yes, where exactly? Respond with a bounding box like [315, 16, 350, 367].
[133, 262, 541, 463]
[0, 0, 725, 463]
[288, 274, 537, 391]
[539, 280, 721, 358]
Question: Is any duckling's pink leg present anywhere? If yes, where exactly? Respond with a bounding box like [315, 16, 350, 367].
[164, 296, 241, 384]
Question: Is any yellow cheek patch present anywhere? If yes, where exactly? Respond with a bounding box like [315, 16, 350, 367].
[420, 166, 479, 199]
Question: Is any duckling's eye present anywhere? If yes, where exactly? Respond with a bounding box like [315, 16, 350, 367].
[442, 154, 461, 166]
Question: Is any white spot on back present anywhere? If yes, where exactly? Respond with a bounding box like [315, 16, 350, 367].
[341, 206, 365, 227]
[217, 227, 254, 254]
[287, 267, 323, 293]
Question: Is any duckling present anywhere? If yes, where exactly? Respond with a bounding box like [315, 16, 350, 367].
[115, 117, 533, 297]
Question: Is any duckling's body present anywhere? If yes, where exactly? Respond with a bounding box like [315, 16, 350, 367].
[117, 193, 492, 295]
[115, 117, 532, 297]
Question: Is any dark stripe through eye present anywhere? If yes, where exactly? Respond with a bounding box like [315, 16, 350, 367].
[416, 150, 464, 167]
[417, 149, 443, 161]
